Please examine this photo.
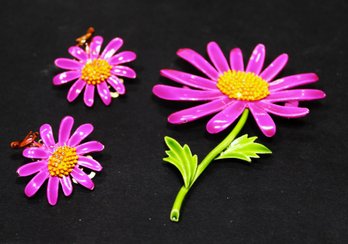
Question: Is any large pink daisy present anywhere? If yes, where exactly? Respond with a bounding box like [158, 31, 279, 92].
[153, 42, 326, 137]
[17, 116, 104, 205]
[54, 36, 137, 106]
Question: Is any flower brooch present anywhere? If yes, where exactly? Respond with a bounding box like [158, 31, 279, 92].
[152, 42, 326, 222]
[14, 116, 104, 205]
[54, 28, 137, 107]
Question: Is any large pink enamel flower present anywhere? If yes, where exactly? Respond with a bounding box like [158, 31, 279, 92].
[54, 36, 137, 107]
[17, 116, 104, 205]
[153, 42, 326, 137]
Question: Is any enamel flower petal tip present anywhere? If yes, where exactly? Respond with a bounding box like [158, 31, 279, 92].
[54, 33, 137, 107]
[153, 42, 325, 137]
[16, 116, 104, 205]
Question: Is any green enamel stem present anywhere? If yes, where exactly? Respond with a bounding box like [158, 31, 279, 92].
[192, 109, 249, 183]
[170, 109, 249, 222]
[170, 186, 189, 222]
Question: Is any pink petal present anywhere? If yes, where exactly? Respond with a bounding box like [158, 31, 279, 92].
[153, 85, 224, 101]
[68, 46, 88, 61]
[111, 66, 136, 79]
[207, 42, 230, 74]
[229, 48, 244, 71]
[177, 48, 219, 80]
[53, 71, 81, 85]
[39, 124, 55, 148]
[260, 54, 288, 82]
[70, 167, 94, 190]
[97, 82, 112, 105]
[257, 101, 309, 118]
[89, 36, 103, 59]
[107, 75, 126, 94]
[60, 176, 73, 196]
[68, 123, 94, 147]
[249, 103, 276, 137]
[47, 176, 59, 206]
[246, 44, 265, 75]
[101, 37, 123, 60]
[206, 101, 247, 134]
[168, 97, 231, 124]
[108, 51, 136, 65]
[58, 116, 74, 145]
[24, 170, 49, 197]
[23, 147, 50, 159]
[160, 69, 218, 91]
[67, 79, 86, 102]
[55, 58, 83, 70]
[83, 84, 95, 107]
[269, 73, 319, 92]
[17, 161, 47, 177]
[265, 89, 326, 103]
[285, 101, 299, 107]
[78, 156, 103, 171]
[75, 141, 104, 155]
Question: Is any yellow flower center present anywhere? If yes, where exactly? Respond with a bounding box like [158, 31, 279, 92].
[48, 146, 78, 178]
[81, 59, 112, 85]
[216, 70, 270, 101]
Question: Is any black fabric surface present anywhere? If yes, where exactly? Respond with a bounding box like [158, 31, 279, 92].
[1, 0, 347, 243]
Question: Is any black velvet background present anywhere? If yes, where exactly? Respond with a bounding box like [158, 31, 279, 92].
[1, 0, 347, 243]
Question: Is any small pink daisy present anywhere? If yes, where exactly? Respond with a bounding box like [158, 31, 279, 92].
[17, 116, 104, 205]
[54, 36, 137, 106]
[153, 42, 326, 137]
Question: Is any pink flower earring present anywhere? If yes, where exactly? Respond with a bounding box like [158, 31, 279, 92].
[12, 116, 104, 205]
[53, 27, 137, 107]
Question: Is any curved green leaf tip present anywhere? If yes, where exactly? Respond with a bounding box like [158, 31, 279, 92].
[163, 136, 198, 188]
[216, 134, 271, 162]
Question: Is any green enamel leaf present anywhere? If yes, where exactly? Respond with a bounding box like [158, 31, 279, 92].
[163, 136, 198, 188]
[216, 134, 271, 162]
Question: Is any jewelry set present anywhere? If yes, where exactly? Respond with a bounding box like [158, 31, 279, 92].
[11, 28, 325, 222]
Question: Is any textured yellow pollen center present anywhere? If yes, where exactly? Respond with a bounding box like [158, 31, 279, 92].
[217, 70, 270, 101]
[81, 59, 112, 85]
[48, 146, 78, 178]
